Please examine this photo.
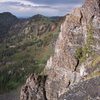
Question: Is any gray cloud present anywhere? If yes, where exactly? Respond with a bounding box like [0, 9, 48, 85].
[29, 0, 84, 4]
[0, 0, 84, 17]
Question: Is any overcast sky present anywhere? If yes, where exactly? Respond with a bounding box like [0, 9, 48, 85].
[0, 0, 84, 17]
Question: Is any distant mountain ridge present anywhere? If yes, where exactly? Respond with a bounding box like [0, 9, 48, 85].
[0, 12, 63, 40]
[0, 12, 18, 37]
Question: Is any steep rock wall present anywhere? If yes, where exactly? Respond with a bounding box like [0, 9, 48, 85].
[20, 0, 100, 100]
[45, 0, 100, 99]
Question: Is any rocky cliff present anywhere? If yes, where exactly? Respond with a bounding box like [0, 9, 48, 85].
[20, 0, 100, 100]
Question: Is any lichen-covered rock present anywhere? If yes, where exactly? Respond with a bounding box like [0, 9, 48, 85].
[45, 0, 100, 99]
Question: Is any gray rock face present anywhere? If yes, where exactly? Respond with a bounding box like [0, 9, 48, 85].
[45, 0, 100, 100]
[20, 0, 100, 100]
[58, 77, 100, 100]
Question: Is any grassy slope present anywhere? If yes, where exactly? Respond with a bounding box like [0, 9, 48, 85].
[0, 16, 62, 93]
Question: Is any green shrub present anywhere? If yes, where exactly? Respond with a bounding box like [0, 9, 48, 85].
[6, 81, 19, 89]
[77, 20, 94, 65]
[75, 47, 83, 59]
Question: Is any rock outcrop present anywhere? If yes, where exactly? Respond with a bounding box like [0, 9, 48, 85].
[20, 0, 100, 100]
[20, 74, 47, 100]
